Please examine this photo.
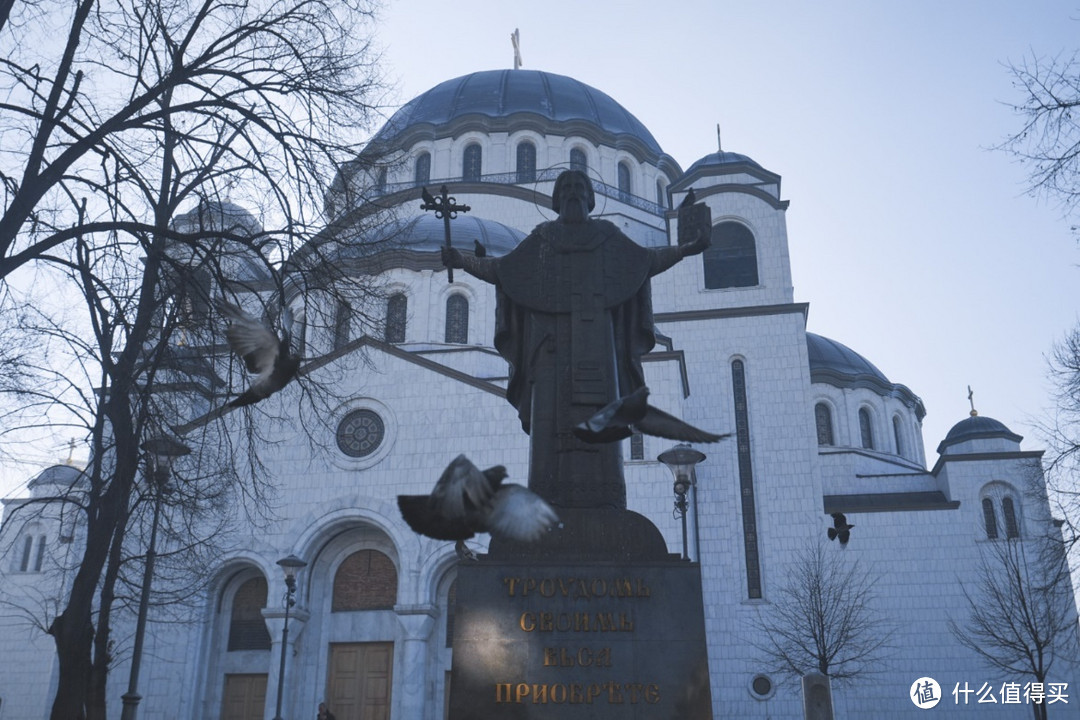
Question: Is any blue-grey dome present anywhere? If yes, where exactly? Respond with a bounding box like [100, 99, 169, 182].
[683, 151, 762, 175]
[369, 69, 664, 156]
[28, 464, 85, 490]
[807, 333, 890, 385]
[335, 214, 525, 261]
[937, 415, 1022, 454]
[807, 333, 925, 418]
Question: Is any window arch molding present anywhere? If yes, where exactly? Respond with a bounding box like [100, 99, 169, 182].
[703, 218, 759, 290]
[444, 293, 470, 344]
[892, 413, 907, 457]
[414, 150, 432, 185]
[455, 135, 486, 182]
[857, 405, 877, 450]
[979, 482, 1022, 540]
[814, 400, 837, 447]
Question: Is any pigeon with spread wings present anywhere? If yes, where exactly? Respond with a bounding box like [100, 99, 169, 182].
[398, 455, 559, 560]
[574, 386, 729, 444]
[217, 300, 302, 408]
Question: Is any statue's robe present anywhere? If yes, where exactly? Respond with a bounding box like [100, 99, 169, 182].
[493, 219, 656, 509]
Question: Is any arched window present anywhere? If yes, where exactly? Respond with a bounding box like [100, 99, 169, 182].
[334, 300, 351, 350]
[630, 432, 644, 460]
[656, 180, 666, 209]
[858, 408, 874, 450]
[445, 294, 468, 343]
[375, 166, 387, 191]
[385, 293, 406, 343]
[892, 415, 905, 456]
[332, 549, 398, 611]
[516, 141, 536, 183]
[1002, 497, 1019, 538]
[463, 143, 482, 181]
[570, 148, 587, 173]
[703, 222, 759, 289]
[227, 576, 271, 651]
[982, 498, 999, 540]
[815, 403, 834, 446]
[15, 528, 46, 573]
[617, 161, 632, 201]
[445, 578, 457, 648]
[415, 152, 431, 185]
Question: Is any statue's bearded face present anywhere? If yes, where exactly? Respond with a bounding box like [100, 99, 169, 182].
[558, 175, 591, 224]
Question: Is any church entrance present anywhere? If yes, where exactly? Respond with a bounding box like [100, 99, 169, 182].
[327, 642, 393, 720]
[220, 673, 266, 720]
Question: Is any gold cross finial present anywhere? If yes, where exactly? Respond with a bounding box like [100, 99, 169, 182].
[716, 123, 722, 152]
[967, 385, 978, 417]
[65, 438, 77, 465]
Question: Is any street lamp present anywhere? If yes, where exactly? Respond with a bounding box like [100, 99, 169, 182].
[658, 443, 706, 560]
[273, 554, 307, 720]
[120, 435, 191, 720]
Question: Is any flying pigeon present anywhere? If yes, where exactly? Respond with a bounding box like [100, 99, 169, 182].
[828, 512, 854, 546]
[474, 239, 487, 257]
[217, 300, 302, 408]
[574, 386, 730, 444]
[397, 455, 559, 560]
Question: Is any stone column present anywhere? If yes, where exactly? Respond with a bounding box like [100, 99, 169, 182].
[395, 604, 437, 719]
[263, 607, 309, 720]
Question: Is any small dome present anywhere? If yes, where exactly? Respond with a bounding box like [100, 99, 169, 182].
[937, 415, 1023, 454]
[683, 151, 763, 175]
[340, 214, 525, 260]
[28, 464, 85, 490]
[807, 333, 890, 385]
[368, 69, 664, 156]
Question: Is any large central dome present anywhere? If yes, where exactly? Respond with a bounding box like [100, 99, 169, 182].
[368, 69, 664, 156]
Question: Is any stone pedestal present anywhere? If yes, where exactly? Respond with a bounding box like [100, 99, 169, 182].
[447, 508, 713, 719]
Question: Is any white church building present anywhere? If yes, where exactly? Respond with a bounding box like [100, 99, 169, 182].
[2, 68, 1078, 719]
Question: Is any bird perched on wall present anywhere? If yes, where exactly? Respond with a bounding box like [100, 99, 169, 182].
[217, 300, 302, 408]
[828, 512, 854, 546]
[574, 386, 729, 444]
[679, 187, 696, 208]
[473, 239, 487, 257]
[398, 455, 559, 560]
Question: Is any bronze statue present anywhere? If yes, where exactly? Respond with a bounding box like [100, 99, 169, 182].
[443, 170, 716, 510]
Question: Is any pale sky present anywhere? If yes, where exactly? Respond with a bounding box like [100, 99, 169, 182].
[3, 1, 1078, 497]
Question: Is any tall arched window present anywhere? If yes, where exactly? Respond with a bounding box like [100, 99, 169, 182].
[629, 432, 644, 460]
[1002, 497, 1019, 538]
[332, 549, 398, 611]
[334, 300, 351, 350]
[858, 408, 874, 450]
[445, 294, 468, 343]
[656, 180, 666, 209]
[815, 403, 834, 446]
[375, 167, 387, 191]
[892, 415, 905, 456]
[385, 293, 406, 343]
[982, 498, 999, 540]
[617, 161, 632, 201]
[703, 222, 759, 289]
[227, 576, 271, 651]
[516, 141, 536, 183]
[415, 152, 431, 185]
[570, 148, 587, 173]
[463, 143, 482, 181]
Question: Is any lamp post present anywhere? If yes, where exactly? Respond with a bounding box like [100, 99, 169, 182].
[120, 435, 191, 720]
[273, 554, 307, 720]
[658, 443, 706, 560]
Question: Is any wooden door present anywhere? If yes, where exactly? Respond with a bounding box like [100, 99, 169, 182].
[221, 673, 267, 720]
[327, 642, 393, 720]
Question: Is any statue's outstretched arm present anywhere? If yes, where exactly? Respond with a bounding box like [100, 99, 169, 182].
[442, 246, 498, 284]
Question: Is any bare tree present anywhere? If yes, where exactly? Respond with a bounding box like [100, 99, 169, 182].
[751, 539, 893, 686]
[0, 0, 395, 718]
[949, 536, 1078, 720]
[1000, 50, 1080, 232]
